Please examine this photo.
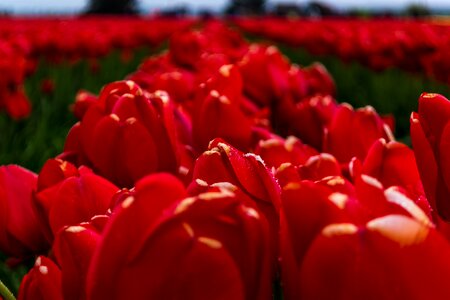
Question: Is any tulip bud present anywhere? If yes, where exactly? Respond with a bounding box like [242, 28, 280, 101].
[2, 88, 31, 120]
[72, 90, 97, 120]
[192, 87, 253, 152]
[303, 62, 336, 97]
[53, 218, 106, 300]
[238, 44, 290, 106]
[0, 165, 48, 257]
[362, 139, 431, 218]
[325, 104, 394, 163]
[280, 95, 338, 150]
[169, 30, 207, 69]
[280, 180, 353, 299]
[189, 139, 281, 210]
[34, 161, 118, 242]
[18, 256, 63, 300]
[62, 81, 187, 187]
[411, 93, 450, 221]
[255, 136, 318, 169]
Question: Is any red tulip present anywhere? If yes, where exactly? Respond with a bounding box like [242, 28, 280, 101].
[286, 64, 309, 100]
[58, 122, 90, 167]
[411, 93, 450, 221]
[152, 70, 195, 104]
[127, 53, 174, 89]
[299, 215, 450, 300]
[72, 90, 98, 120]
[255, 136, 340, 185]
[198, 22, 248, 62]
[325, 104, 394, 163]
[280, 172, 436, 299]
[280, 180, 354, 299]
[36, 158, 79, 192]
[297, 153, 342, 181]
[195, 53, 230, 84]
[127, 53, 196, 106]
[62, 80, 187, 187]
[188, 139, 280, 268]
[192, 65, 253, 151]
[255, 135, 318, 169]
[362, 139, 431, 218]
[40, 78, 55, 95]
[238, 44, 290, 106]
[87, 173, 272, 299]
[273, 162, 302, 187]
[34, 159, 118, 241]
[354, 173, 431, 223]
[303, 62, 336, 97]
[0, 165, 48, 257]
[18, 256, 63, 300]
[1, 88, 31, 120]
[169, 30, 207, 69]
[362, 139, 423, 193]
[287, 95, 338, 150]
[188, 138, 281, 210]
[53, 216, 107, 300]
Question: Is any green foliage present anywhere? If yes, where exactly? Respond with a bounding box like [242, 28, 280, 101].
[0, 253, 29, 297]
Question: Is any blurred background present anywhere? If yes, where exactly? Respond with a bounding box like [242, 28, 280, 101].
[0, 0, 449, 17]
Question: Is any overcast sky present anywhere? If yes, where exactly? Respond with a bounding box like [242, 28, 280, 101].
[0, 0, 448, 14]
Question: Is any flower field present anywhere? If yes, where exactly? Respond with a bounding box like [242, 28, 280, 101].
[1, 16, 450, 299]
[237, 18, 450, 83]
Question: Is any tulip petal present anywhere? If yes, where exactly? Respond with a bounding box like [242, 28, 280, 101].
[0, 165, 47, 256]
[299, 216, 450, 300]
[18, 256, 63, 300]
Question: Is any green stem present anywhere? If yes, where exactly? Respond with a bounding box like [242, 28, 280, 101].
[0, 279, 16, 300]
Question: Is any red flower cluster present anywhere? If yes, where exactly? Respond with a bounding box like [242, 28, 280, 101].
[0, 40, 30, 119]
[0, 16, 193, 119]
[236, 18, 450, 84]
[1, 21, 450, 299]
